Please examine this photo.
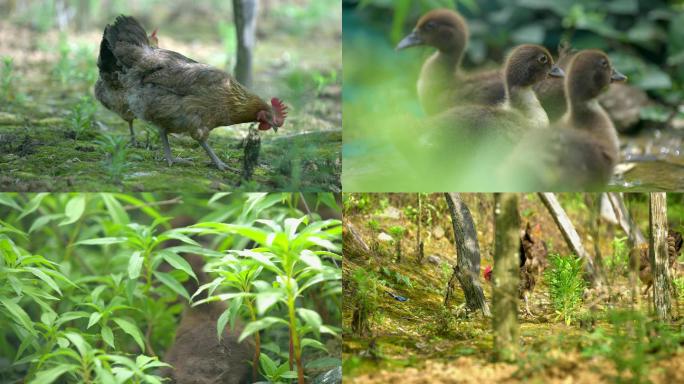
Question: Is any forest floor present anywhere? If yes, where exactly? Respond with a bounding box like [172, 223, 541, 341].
[343, 195, 684, 383]
[0, 15, 341, 192]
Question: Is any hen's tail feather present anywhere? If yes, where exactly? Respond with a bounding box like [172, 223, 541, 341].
[96, 35, 120, 74]
[104, 15, 150, 50]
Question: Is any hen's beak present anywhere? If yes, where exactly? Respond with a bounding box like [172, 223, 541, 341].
[611, 69, 627, 82]
[548, 65, 565, 78]
[396, 30, 423, 51]
[271, 120, 279, 133]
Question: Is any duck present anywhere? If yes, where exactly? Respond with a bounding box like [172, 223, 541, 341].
[422, 44, 564, 149]
[534, 44, 645, 131]
[396, 8, 504, 115]
[506, 50, 627, 190]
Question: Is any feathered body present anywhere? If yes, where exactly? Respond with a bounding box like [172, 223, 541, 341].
[98, 16, 286, 170]
[631, 230, 683, 295]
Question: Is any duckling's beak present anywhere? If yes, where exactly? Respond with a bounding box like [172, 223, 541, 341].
[548, 65, 565, 78]
[611, 69, 627, 82]
[396, 30, 423, 51]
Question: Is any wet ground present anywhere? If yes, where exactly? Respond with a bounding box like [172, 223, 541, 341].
[0, 12, 341, 192]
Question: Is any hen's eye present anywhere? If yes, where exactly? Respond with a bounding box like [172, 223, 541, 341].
[538, 55, 548, 64]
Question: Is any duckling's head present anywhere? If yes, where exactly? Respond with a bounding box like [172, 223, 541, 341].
[504, 44, 564, 89]
[566, 50, 627, 103]
[396, 9, 468, 54]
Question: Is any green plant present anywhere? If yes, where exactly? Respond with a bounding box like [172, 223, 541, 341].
[350, 268, 380, 336]
[606, 236, 629, 274]
[544, 254, 586, 325]
[388, 226, 405, 262]
[258, 353, 298, 384]
[69, 96, 97, 140]
[95, 134, 137, 183]
[379, 266, 413, 289]
[1, 56, 15, 102]
[193, 213, 341, 384]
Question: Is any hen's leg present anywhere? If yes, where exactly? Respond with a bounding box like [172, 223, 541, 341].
[160, 129, 192, 166]
[199, 139, 229, 171]
[128, 120, 137, 146]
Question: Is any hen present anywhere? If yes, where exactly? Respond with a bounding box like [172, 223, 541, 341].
[100, 16, 287, 170]
[95, 26, 157, 145]
[631, 230, 682, 295]
[484, 222, 548, 316]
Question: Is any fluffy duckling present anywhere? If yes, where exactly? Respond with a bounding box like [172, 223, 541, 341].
[396, 9, 504, 115]
[507, 50, 627, 189]
[534, 45, 645, 131]
[422, 44, 564, 148]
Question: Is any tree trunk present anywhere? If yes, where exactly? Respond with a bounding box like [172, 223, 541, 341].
[443, 193, 491, 317]
[233, 0, 258, 87]
[650, 192, 671, 321]
[492, 193, 519, 362]
[343, 222, 372, 259]
[607, 192, 647, 247]
[538, 193, 601, 288]
[417, 194, 424, 263]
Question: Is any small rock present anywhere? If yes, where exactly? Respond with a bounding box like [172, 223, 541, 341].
[378, 232, 393, 242]
[427, 255, 441, 265]
[433, 226, 445, 239]
[379, 206, 401, 219]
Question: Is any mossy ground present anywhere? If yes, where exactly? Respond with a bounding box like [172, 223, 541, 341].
[343, 193, 684, 383]
[0, 5, 341, 192]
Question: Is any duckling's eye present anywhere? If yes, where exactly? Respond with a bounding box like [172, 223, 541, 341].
[601, 59, 609, 68]
[423, 21, 437, 31]
[538, 55, 548, 64]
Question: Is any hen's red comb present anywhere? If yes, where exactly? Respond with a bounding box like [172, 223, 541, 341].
[150, 28, 158, 39]
[271, 98, 288, 127]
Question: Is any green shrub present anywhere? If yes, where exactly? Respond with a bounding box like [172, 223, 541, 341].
[351, 268, 380, 336]
[544, 254, 586, 325]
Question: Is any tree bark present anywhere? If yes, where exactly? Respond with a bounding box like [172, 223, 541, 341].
[493, 193, 520, 362]
[538, 193, 601, 288]
[443, 193, 491, 317]
[233, 0, 258, 87]
[650, 192, 671, 321]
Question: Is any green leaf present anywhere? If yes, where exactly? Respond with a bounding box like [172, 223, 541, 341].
[64, 332, 89, 357]
[0, 195, 21, 211]
[76, 237, 127, 246]
[29, 214, 60, 233]
[0, 297, 36, 336]
[297, 308, 322, 335]
[26, 267, 62, 296]
[59, 195, 86, 226]
[301, 338, 327, 352]
[101, 194, 130, 225]
[128, 251, 143, 279]
[153, 271, 190, 300]
[159, 250, 197, 281]
[208, 193, 231, 205]
[255, 291, 283, 315]
[112, 317, 145, 352]
[18, 193, 48, 219]
[29, 364, 76, 384]
[259, 353, 278, 376]
[87, 312, 102, 329]
[239, 317, 288, 342]
[217, 309, 230, 342]
[101, 325, 115, 349]
[299, 250, 322, 270]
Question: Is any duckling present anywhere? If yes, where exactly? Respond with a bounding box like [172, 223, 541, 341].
[535, 45, 646, 131]
[396, 9, 504, 115]
[422, 44, 563, 149]
[507, 50, 627, 189]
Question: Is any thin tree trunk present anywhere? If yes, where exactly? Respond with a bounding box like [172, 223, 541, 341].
[233, 0, 258, 87]
[343, 222, 372, 258]
[538, 193, 601, 288]
[650, 192, 671, 321]
[443, 193, 491, 317]
[493, 193, 519, 362]
[607, 192, 647, 247]
[417, 194, 424, 263]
